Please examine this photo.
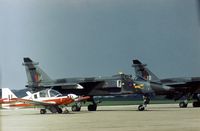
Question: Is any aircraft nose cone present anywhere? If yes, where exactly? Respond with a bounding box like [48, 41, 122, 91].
[68, 94, 78, 99]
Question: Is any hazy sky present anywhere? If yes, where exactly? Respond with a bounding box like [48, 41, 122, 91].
[0, 0, 200, 89]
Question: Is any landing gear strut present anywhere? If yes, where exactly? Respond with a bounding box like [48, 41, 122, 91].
[179, 95, 190, 108]
[87, 97, 99, 111]
[138, 94, 150, 111]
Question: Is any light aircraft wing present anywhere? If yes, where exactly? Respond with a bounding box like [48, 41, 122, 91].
[11, 98, 57, 106]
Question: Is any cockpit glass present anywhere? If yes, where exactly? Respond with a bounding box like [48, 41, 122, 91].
[49, 89, 62, 97]
[39, 90, 48, 97]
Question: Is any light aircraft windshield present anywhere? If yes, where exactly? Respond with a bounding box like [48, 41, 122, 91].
[49, 89, 62, 97]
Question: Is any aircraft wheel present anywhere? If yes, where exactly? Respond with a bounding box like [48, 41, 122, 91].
[193, 101, 200, 107]
[179, 102, 187, 108]
[88, 104, 97, 111]
[57, 108, 63, 114]
[71, 105, 81, 112]
[63, 109, 69, 114]
[40, 109, 46, 114]
[138, 105, 145, 111]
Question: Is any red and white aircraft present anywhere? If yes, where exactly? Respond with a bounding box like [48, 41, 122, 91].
[0, 88, 90, 114]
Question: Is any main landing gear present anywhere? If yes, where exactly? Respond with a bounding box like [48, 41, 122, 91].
[179, 94, 200, 108]
[88, 103, 97, 111]
[71, 97, 100, 112]
[138, 94, 150, 111]
[179, 101, 200, 108]
[192, 101, 200, 107]
[40, 106, 69, 114]
[71, 103, 97, 112]
[87, 97, 101, 111]
[179, 100, 188, 108]
[72, 97, 101, 112]
[193, 94, 200, 107]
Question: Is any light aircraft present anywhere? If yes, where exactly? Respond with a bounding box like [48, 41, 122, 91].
[132, 59, 200, 111]
[0, 88, 90, 114]
[23, 58, 135, 112]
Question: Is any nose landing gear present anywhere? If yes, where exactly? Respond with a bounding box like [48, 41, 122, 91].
[138, 94, 150, 111]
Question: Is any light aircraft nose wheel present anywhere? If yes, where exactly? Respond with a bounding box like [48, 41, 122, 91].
[138, 105, 145, 111]
[179, 102, 188, 108]
[40, 109, 46, 114]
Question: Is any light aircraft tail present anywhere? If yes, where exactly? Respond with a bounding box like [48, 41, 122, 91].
[23, 57, 52, 88]
[1, 88, 18, 108]
[132, 59, 160, 82]
[2, 88, 17, 99]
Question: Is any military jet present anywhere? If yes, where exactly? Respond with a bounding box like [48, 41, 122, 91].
[1, 88, 89, 114]
[132, 59, 200, 111]
[23, 58, 135, 112]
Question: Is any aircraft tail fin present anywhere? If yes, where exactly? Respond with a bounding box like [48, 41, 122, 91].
[132, 59, 160, 82]
[23, 57, 52, 88]
[2, 88, 18, 99]
[1, 88, 18, 108]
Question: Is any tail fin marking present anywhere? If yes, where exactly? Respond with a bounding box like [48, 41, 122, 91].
[23, 57, 52, 87]
[132, 59, 160, 82]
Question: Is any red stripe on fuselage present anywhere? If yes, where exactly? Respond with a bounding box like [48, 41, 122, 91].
[43, 97, 74, 105]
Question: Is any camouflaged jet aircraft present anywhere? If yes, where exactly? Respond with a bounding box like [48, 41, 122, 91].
[23, 58, 135, 112]
[132, 59, 200, 111]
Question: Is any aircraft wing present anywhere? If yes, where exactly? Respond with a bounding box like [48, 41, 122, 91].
[48, 81, 104, 95]
[164, 80, 200, 93]
[11, 98, 57, 106]
[46, 81, 104, 89]
[29, 83, 84, 89]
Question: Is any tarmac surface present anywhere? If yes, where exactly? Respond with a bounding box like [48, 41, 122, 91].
[1, 104, 200, 131]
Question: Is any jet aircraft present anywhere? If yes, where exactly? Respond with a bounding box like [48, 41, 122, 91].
[23, 58, 135, 111]
[132, 59, 200, 111]
[0, 88, 89, 114]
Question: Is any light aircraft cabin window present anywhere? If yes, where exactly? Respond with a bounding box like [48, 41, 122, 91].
[49, 89, 62, 97]
[34, 94, 37, 99]
[39, 90, 48, 98]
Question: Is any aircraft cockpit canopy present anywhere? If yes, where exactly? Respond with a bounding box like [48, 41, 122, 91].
[37, 89, 62, 98]
[49, 89, 62, 97]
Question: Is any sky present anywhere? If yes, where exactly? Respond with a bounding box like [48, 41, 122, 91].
[0, 0, 200, 89]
